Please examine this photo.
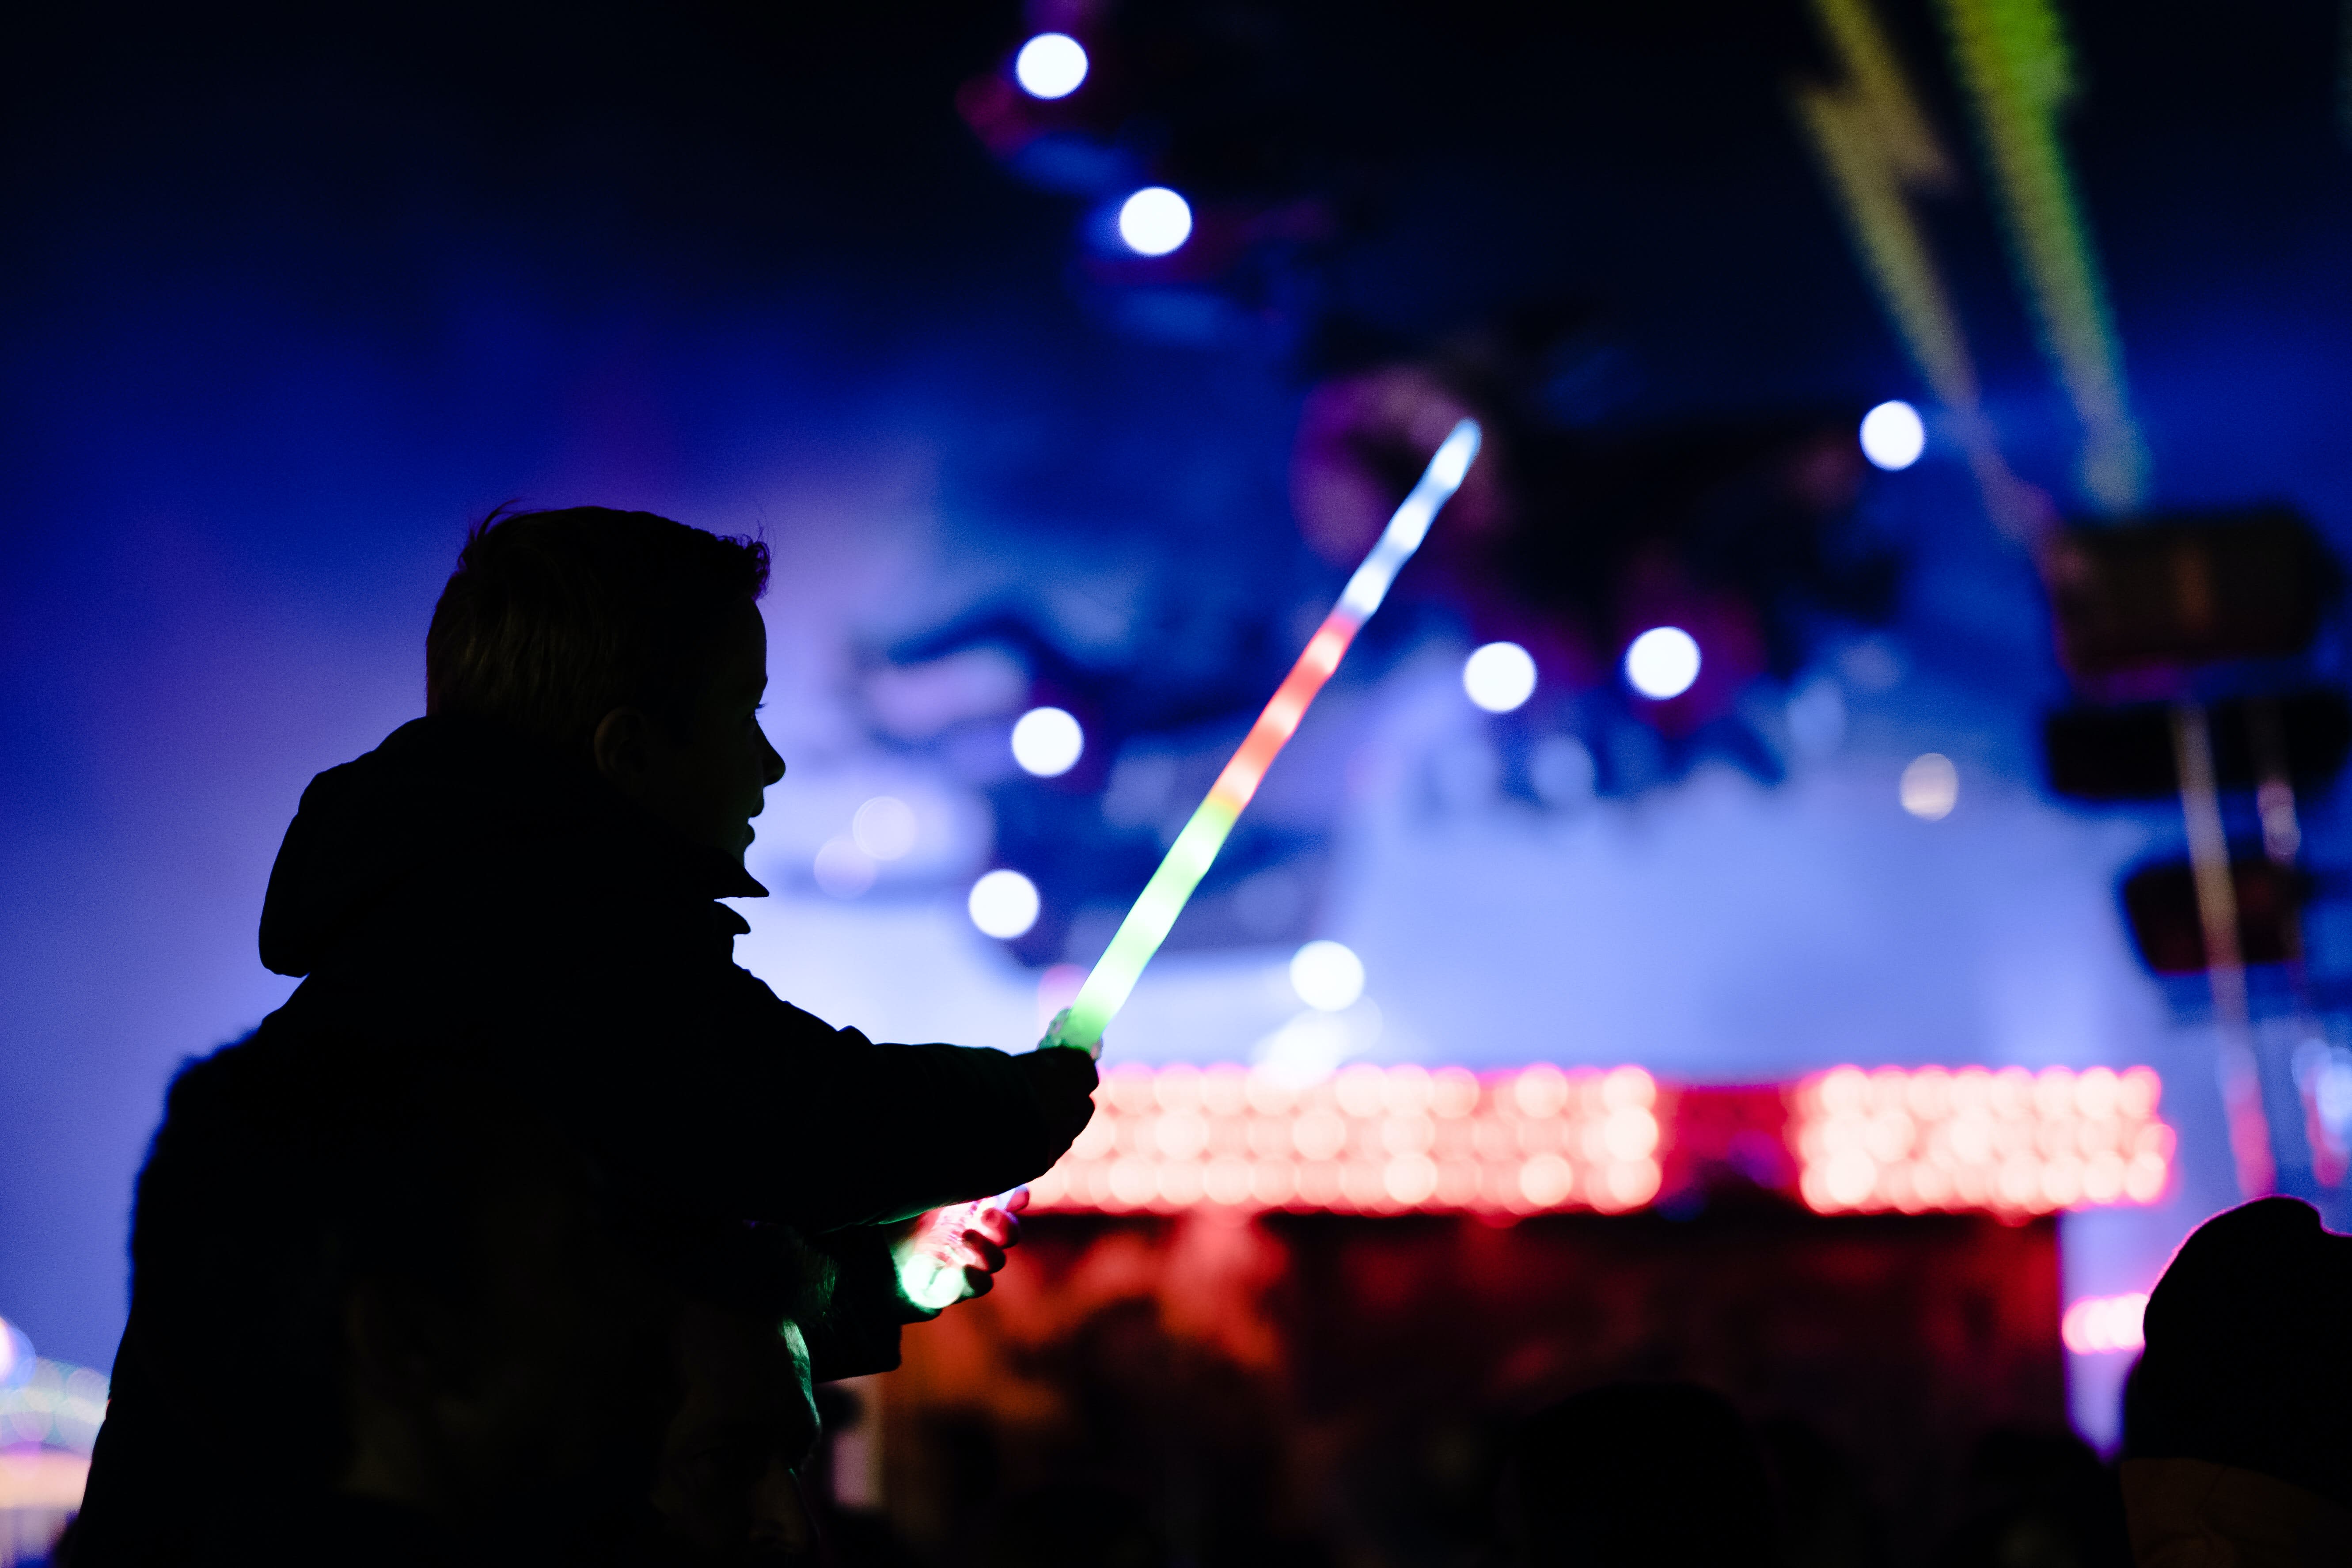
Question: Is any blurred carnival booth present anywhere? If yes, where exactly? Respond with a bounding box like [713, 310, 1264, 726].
[820, 1063, 2168, 1565]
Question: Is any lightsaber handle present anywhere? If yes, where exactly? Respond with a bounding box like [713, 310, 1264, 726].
[898, 1011, 1087, 1312]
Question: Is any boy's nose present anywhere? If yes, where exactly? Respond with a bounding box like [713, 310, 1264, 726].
[759, 729, 786, 786]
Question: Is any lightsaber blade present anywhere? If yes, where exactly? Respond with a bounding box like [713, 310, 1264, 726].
[897, 417, 1481, 1312]
[1057, 415, 1482, 1052]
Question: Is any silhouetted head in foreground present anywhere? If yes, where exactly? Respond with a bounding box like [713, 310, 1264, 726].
[2121, 1196, 2352, 1561]
[1500, 1382, 1778, 1568]
[427, 505, 784, 862]
[1933, 1428, 2128, 1568]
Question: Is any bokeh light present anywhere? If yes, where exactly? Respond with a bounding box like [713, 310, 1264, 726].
[1791, 1064, 2172, 1217]
[1290, 939, 1366, 1011]
[968, 869, 1041, 938]
[1117, 187, 1193, 256]
[1024, 1062, 1665, 1218]
[0, 1347, 107, 1453]
[851, 795, 918, 860]
[2061, 1292, 2150, 1355]
[1624, 626, 1701, 699]
[1462, 641, 1537, 713]
[1011, 706, 1085, 776]
[1859, 399, 1926, 471]
[1013, 32, 1089, 99]
[813, 837, 876, 898]
[1900, 753, 1959, 820]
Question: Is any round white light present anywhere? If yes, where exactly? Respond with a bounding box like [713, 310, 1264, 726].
[1290, 939, 1365, 1012]
[1117, 187, 1193, 257]
[814, 837, 876, 898]
[1013, 32, 1089, 99]
[1859, 400, 1926, 471]
[968, 869, 1041, 939]
[1624, 626, 1701, 700]
[1011, 706, 1085, 777]
[851, 795, 918, 861]
[1463, 641, 1537, 714]
[1900, 752, 1959, 820]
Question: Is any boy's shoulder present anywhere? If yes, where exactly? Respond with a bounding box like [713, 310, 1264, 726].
[264, 716, 759, 981]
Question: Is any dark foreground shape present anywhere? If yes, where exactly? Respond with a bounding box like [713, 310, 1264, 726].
[1503, 1381, 1778, 1568]
[2122, 1196, 2352, 1564]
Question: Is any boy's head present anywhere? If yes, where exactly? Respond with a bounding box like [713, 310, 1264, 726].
[427, 506, 785, 861]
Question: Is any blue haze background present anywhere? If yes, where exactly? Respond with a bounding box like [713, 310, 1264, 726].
[3, 0, 2350, 1447]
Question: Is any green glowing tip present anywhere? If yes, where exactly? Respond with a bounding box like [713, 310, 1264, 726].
[1058, 799, 1238, 1049]
[894, 1197, 991, 1312]
[896, 1253, 967, 1313]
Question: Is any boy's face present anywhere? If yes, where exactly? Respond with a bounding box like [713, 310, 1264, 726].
[604, 598, 786, 863]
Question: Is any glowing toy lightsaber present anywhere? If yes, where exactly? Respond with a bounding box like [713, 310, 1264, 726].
[1054, 415, 1482, 1050]
[897, 417, 1482, 1310]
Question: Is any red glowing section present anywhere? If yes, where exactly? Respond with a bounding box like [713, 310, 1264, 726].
[1027, 1062, 1665, 1216]
[1204, 612, 1360, 811]
[1790, 1065, 2173, 1216]
[1028, 1063, 2174, 1218]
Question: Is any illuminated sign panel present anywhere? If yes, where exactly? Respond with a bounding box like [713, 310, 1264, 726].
[1028, 1063, 2172, 1219]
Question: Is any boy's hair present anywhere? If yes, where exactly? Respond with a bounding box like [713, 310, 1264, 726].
[426, 505, 771, 753]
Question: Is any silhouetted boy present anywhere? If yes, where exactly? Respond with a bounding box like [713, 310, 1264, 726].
[262, 506, 1095, 1245]
[77, 507, 1096, 1563]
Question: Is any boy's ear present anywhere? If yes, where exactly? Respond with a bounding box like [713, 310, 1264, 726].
[592, 706, 655, 797]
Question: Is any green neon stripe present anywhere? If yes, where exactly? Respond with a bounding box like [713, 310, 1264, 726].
[1059, 797, 1240, 1048]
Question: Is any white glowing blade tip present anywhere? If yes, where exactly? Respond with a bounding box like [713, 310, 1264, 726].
[1427, 421, 1482, 490]
[1334, 420, 1481, 620]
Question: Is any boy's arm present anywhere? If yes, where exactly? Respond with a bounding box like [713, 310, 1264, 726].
[650, 965, 1098, 1232]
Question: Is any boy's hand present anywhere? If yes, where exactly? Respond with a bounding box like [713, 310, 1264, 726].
[891, 1188, 1029, 1314]
[1039, 1007, 1102, 1060]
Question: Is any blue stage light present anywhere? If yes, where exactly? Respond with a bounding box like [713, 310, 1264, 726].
[1012, 706, 1084, 776]
[1624, 627, 1701, 700]
[1463, 641, 1536, 713]
[1117, 187, 1193, 256]
[1014, 33, 1089, 99]
[1290, 939, 1366, 1011]
[969, 869, 1041, 939]
[1859, 400, 1926, 471]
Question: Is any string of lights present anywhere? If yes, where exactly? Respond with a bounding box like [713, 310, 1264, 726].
[1023, 1062, 2173, 1219]
[1938, 0, 2147, 513]
[1792, 0, 2042, 539]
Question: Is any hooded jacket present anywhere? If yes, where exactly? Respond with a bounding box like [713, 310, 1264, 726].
[257, 714, 1097, 1229]
[72, 718, 1097, 1567]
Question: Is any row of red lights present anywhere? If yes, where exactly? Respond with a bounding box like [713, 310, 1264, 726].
[1789, 1065, 2171, 1216]
[1028, 1063, 1665, 1215]
[1026, 1063, 2174, 1218]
